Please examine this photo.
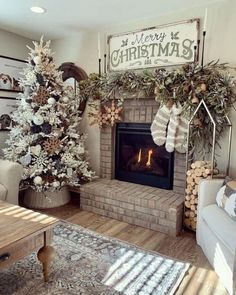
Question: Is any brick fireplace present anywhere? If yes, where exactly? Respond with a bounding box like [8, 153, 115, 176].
[80, 97, 186, 236]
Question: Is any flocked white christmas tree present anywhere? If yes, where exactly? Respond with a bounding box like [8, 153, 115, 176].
[4, 37, 94, 192]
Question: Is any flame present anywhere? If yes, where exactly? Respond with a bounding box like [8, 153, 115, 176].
[138, 149, 142, 163]
[146, 149, 153, 166]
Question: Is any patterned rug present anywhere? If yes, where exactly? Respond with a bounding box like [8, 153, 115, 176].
[0, 222, 190, 295]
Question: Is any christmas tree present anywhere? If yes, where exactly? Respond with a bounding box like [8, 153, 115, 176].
[4, 37, 94, 192]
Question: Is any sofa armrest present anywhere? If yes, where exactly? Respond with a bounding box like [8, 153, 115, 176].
[198, 179, 224, 211]
[196, 179, 224, 245]
[0, 160, 23, 205]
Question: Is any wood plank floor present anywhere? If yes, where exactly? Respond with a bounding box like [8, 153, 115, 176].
[39, 198, 227, 295]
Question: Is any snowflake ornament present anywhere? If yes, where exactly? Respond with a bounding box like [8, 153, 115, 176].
[43, 137, 61, 155]
[33, 152, 49, 171]
[103, 100, 122, 126]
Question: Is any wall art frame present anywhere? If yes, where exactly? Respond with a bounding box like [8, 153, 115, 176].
[0, 96, 18, 131]
[0, 55, 27, 94]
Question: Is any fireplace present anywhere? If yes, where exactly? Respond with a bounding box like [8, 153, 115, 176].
[115, 123, 174, 189]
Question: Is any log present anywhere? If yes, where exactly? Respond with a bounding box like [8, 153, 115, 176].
[185, 201, 191, 208]
[190, 204, 196, 211]
[191, 220, 197, 230]
[191, 163, 196, 169]
[185, 187, 192, 195]
[205, 168, 211, 175]
[187, 176, 194, 184]
[184, 218, 191, 227]
[195, 168, 203, 177]
[213, 168, 219, 175]
[187, 184, 192, 190]
[185, 211, 190, 217]
[192, 189, 198, 196]
[190, 194, 196, 200]
[195, 177, 201, 184]
[189, 211, 195, 218]
[190, 199, 195, 205]
[185, 195, 191, 201]
[186, 169, 193, 176]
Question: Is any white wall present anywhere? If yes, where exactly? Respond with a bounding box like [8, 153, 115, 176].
[52, 0, 236, 177]
[51, 32, 100, 174]
[0, 29, 31, 157]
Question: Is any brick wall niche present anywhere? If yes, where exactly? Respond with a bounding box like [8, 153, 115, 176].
[80, 97, 186, 236]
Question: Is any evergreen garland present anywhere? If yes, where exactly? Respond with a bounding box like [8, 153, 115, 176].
[78, 61, 236, 152]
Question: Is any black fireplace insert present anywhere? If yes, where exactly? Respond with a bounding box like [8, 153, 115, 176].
[115, 123, 174, 189]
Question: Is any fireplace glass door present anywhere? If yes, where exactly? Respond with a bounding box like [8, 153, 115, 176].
[115, 123, 174, 189]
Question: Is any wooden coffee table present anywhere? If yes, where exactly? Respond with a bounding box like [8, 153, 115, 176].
[0, 201, 59, 281]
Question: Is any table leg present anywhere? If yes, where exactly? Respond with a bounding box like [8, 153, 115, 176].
[37, 231, 55, 282]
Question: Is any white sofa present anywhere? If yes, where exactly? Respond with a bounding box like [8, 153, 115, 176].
[197, 179, 236, 295]
[0, 159, 23, 205]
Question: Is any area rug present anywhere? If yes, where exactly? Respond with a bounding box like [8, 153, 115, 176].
[0, 222, 190, 295]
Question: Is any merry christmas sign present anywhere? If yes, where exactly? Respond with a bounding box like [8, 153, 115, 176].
[108, 19, 199, 71]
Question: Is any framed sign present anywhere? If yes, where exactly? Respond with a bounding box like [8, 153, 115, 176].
[108, 19, 199, 71]
[0, 55, 27, 93]
[0, 97, 17, 130]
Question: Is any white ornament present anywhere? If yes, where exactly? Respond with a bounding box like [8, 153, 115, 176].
[20, 153, 32, 166]
[52, 181, 60, 188]
[33, 56, 41, 65]
[48, 97, 56, 105]
[68, 141, 75, 147]
[63, 96, 69, 103]
[33, 115, 44, 125]
[30, 145, 41, 156]
[33, 176, 42, 185]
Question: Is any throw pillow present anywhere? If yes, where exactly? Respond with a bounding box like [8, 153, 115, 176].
[216, 181, 236, 219]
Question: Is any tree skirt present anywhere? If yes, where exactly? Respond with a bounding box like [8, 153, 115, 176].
[0, 222, 190, 295]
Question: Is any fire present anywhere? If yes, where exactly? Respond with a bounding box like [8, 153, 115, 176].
[137, 148, 153, 167]
[146, 149, 153, 167]
[138, 148, 142, 163]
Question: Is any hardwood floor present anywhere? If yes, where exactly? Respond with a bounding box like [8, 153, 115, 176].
[40, 198, 227, 295]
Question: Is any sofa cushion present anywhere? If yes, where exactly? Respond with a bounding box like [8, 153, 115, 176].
[201, 204, 236, 254]
[216, 183, 236, 220]
[0, 184, 7, 200]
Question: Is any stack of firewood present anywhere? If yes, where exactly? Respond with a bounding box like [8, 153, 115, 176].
[184, 160, 219, 231]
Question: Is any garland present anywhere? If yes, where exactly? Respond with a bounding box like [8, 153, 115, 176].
[78, 61, 236, 152]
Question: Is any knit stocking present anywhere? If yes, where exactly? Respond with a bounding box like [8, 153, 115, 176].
[175, 116, 188, 153]
[165, 103, 182, 153]
[151, 104, 171, 146]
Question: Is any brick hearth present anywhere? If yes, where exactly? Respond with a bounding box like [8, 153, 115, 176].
[80, 97, 186, 236]
[80, 179, 183, 236]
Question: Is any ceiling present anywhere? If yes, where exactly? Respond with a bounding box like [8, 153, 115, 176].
[0, 0, 225, 40]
